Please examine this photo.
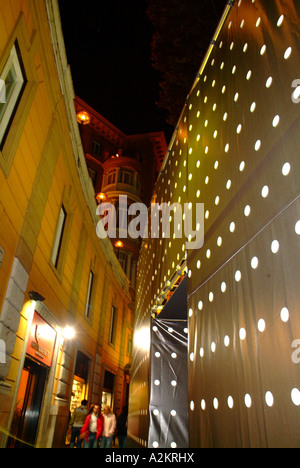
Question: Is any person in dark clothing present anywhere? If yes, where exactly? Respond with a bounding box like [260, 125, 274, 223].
[117, 406, 128, 448]
[69, 400, 88, 448]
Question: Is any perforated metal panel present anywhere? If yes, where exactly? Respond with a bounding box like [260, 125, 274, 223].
[129, 0, 300, 448]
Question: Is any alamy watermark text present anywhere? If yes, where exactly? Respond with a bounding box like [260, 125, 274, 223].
[96, 196, 204, 250]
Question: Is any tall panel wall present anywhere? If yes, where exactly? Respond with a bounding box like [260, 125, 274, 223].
[129, 0, 300, 448]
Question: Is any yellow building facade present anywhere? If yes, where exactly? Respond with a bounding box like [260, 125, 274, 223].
[0, 0, 133, 448]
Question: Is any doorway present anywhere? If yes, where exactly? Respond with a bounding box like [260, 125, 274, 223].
[8, 358, 48, 448]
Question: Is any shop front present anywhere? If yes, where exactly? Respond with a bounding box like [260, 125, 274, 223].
[101, 370, 115, 409]
[8, 311, 57, 448]
[70, 350, 91, 413]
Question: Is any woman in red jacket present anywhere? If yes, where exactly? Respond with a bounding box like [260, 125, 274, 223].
[80, 403, 104, 448]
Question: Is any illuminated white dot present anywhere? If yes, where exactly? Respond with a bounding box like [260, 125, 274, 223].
[271, 240, 280, 254]
[295, 221, 300, 235]
[265, 391, 274, 407]
[251, 256, 259, 269]
[227, 396, 234, 409]
[190, 352, 194, 362]
[190, 401, 195, 411]
[261, 185, 269, 198]
[244, 205, 251, 217]
[155, 352, 161, 358]
[153, 409, 159, 416]
[230, 222, 236, 233]
[224, 335, 230, 347]
[201, 399, 206, 411]
[153, 441, 159, 448]
[235, 270, 242, 282]
[244, 394, 252, 408]
[280, 307, 289, 323]
[239, 328, 246, 340]
[171, 380, 177, 387]
[211, 342, 216, 353]
[277, 15, 284, 27]
[260, 45, 267, 55]
[266, 76, 273, 88]
[171, 352, 177, 359]
[221, 282, 227, 293]
[170, 410, 177, 416]
[272, 115, 280, 127]
[198, 300, 203, 310]
[209, 292, 214, 302]
[284, 47, 292, 60]
[171, 442, 177, 449]
[213, 398, 219, 410]
[200, 347, 204, 358]
[255, 140, 261, 151]
[292, 85, 300, 102]
[282, 162, 291, 176]
[258, 318, 266, 332]
[189, 308, 193, 317]
[291, 388, 300, 406]
[239, 161, 245, 172]
[154, 380, 160, 386]
[250, 102, 256, 112]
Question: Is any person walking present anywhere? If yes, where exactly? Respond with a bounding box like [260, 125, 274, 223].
[69, 399, 88, 448]
[80, 403, 104, 448]
[100, 406, 116, 448]
[117, 406, 128, 448]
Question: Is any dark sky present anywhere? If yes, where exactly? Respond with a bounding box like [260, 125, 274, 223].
[58, 0, 173, 141]
[58, 1, 226, 145]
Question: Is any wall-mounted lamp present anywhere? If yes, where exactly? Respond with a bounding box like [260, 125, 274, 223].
[96, 192, 107, 203]
[76, 111, 91, 125]
[29, 291, 45, 302]
[62, 326, 76, 340]
[114, 240, 124, 249]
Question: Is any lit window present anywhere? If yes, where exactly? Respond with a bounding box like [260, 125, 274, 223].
[0, 42, 26, 147]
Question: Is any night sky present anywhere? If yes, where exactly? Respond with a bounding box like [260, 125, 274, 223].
[58, 0, 224, 145]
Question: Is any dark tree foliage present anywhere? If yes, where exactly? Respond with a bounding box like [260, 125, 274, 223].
[147, 0, 228, 126]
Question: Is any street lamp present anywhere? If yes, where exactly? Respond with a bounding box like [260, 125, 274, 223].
[62, 326, 76, 340]
[76, 111, 91, 125]
[96, 192, 107, 204]
[114, 240, 124, 259]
